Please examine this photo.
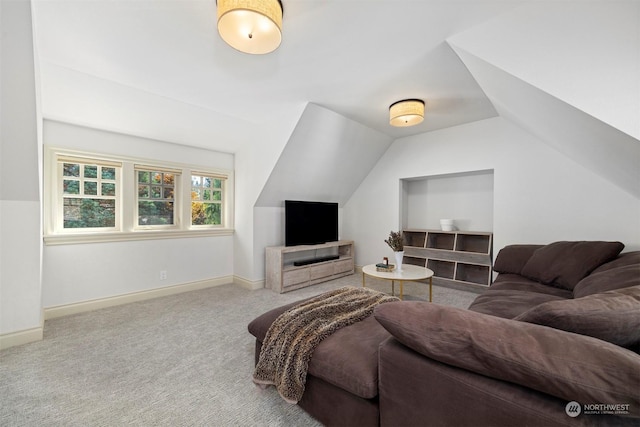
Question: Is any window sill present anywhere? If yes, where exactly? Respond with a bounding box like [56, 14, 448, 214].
[44, 228, 234, 246]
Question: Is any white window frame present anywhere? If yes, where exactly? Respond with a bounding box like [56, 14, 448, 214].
[44, 147, 234, 245]
[134, 165, 182, 230]
[190, 171, 227, 228]
[55, 156, 122, 234]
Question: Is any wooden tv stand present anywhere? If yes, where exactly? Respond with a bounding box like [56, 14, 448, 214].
[265, 240, 355, 293]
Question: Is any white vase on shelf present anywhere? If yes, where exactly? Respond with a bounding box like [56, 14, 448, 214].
[394, 251, 404, 272]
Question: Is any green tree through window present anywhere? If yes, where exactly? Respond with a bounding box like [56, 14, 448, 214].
[191, 174, 223, 226]
[61, 161, 118, 229]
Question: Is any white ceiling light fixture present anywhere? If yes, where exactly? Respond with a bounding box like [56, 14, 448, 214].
[389, 99, 425, 127]
[217, 0, 283, 55]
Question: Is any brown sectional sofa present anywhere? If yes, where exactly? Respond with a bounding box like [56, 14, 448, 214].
[248, 241, 640, 426]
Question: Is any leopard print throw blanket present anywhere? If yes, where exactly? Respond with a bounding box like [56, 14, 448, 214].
[253, 286, 399, 403]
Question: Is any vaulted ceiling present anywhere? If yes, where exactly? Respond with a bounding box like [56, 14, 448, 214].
[31, 0, 516, 152]
[31, 0, 639, 202]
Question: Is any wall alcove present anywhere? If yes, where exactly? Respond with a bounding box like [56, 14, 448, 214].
[399, 169, 495, 289]
[400, 169, 494, 232]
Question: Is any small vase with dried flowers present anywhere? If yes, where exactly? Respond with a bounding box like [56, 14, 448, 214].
[384, 231, 404, 272]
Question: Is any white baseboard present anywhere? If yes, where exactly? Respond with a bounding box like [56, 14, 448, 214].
[44, 276, 234, 320]
[0, 327, 43, 350]
[233, 275, 265, 290]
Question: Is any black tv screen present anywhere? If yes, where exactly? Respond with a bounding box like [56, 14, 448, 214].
[285, 200, 338, 246]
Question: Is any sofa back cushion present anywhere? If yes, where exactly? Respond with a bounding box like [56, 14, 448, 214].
[573, 264, 640, 298]
[493, 244, 543, 275]
[590, 251, 640, 274]
[514, 286, 640, 350]
[520, 241, 624, 290]
[374, 302, 640, 414]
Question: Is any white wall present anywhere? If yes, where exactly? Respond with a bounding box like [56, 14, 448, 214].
[343, 117, 640, 267]
[0, 0, 43, 339]
[233, 106, 305, 285]
[41, 121, 235, 308]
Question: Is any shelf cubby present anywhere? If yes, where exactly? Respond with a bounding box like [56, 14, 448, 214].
[426, 232, 455, 251]
[403, 256, 426, 268]
[455, 233, 492, 254]
[427, 259, 455, 280]
[404, 231, 427, 248]
[455, 263, 491, 286]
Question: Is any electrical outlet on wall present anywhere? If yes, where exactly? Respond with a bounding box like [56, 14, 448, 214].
[160, 270, 167, 280]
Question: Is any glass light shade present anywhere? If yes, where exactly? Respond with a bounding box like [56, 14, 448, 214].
[389, 99, 425, 127]
[217, 0, 283, 54]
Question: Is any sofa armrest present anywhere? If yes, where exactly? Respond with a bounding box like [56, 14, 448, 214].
[374, 302, 640, 415]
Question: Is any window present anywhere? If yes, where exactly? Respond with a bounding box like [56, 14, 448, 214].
[137, 168, 179, 227]
[45, 147, 234, 244]
[59, 157, 121, 230]
[191, 173, 224, 226]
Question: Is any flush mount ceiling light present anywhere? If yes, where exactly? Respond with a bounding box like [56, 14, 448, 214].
[217, 0, 283, 55]
[389, 99, 425, 127]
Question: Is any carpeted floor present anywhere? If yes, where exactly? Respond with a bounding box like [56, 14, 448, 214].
[0, 274, 479, 426]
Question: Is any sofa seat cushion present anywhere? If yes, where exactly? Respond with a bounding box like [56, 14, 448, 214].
[307, 315, 390, 399]
[468, 289, 567, 319]
[490, 277, 573, 299]
[248, 300, 302, 342]
[374, 301, 640, 414]
[573, 264, 640, 298]
[248, 299, 389, 399]
[520, 241, 624, 290]
[514, 285, 640, 349]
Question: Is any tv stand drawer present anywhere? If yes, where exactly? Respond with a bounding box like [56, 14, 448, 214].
[283, 268, 310, 287]
[310, 263, 334, 280]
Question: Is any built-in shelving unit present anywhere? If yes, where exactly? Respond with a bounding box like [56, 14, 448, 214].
[402, 230, 493, 289]
[266, 240, 355, 293]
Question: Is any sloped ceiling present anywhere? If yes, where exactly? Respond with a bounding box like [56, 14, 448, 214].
[255, 103, 393, 207]
[448, 1, 640, 198]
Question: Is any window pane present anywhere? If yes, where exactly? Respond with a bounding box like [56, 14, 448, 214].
[138, 201, 174, 225]
[102, 183, 116, 196]
[63, 163, 80, 177]
[213, 179, 222, 189]
[63, 198, 116, 228]
[191, 189, 200, 200]
[84, 181, 98, 195]
[203, 189, 211, 201]
[163, 187, 174, 199]
[63, 180, 80, 194]
[138, 185, 149, 198]
[203, 177, 212, 188]
[212, 190, 222, 201]
[191, 176, 201, 187]
[151, 172, 162, 184]
[151, 186, 162, 198]
[102, 167, 116, 180]
[138, 171, 150, 184]
[164, 173, 174, 185]
[84, 165, 98, 178]
[192, 202, 221, 225]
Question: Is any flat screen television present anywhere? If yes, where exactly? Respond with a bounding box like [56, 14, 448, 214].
[285, 200, 338, 246]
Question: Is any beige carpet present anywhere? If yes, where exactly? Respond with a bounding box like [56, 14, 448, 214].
[0, 274, 479, 426]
